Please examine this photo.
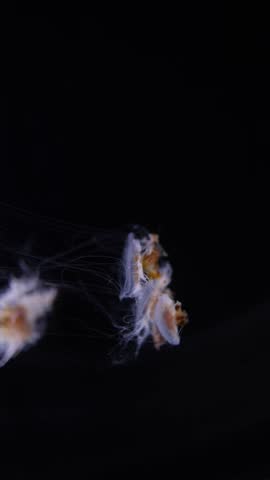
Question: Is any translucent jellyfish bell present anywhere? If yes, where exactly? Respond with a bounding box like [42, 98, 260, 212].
[0, 276, 57, 366]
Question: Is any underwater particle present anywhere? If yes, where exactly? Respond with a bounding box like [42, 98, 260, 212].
[0, 276, 57, 366]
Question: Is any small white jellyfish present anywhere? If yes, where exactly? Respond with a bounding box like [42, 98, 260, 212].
[129, 263, 173, 346]
[0, 276, 57, 366]
[151, 295, 188, 349]
[119, 230, 188, 353]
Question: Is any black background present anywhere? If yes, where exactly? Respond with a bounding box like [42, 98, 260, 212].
[1, 6, 270, 478]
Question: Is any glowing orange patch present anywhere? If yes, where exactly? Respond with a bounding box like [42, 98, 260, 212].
[175, 303, 188, 328]
[142, 249, 161, 279]
[0, 306, 31, 338]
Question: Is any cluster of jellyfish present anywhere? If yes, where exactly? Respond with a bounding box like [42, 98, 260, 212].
[119, 229, 188, 351]
[0, 217, 188, 366]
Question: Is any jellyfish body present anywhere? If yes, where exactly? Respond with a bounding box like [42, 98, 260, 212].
[119, 230, 188, 352]
[153, 294, 182, 347]
[119, 232, 146, 300]
[0, 276, 57, 366]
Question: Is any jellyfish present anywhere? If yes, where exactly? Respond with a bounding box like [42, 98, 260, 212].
[0, 275, 57, 366]
[119, 230, 188, 353]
